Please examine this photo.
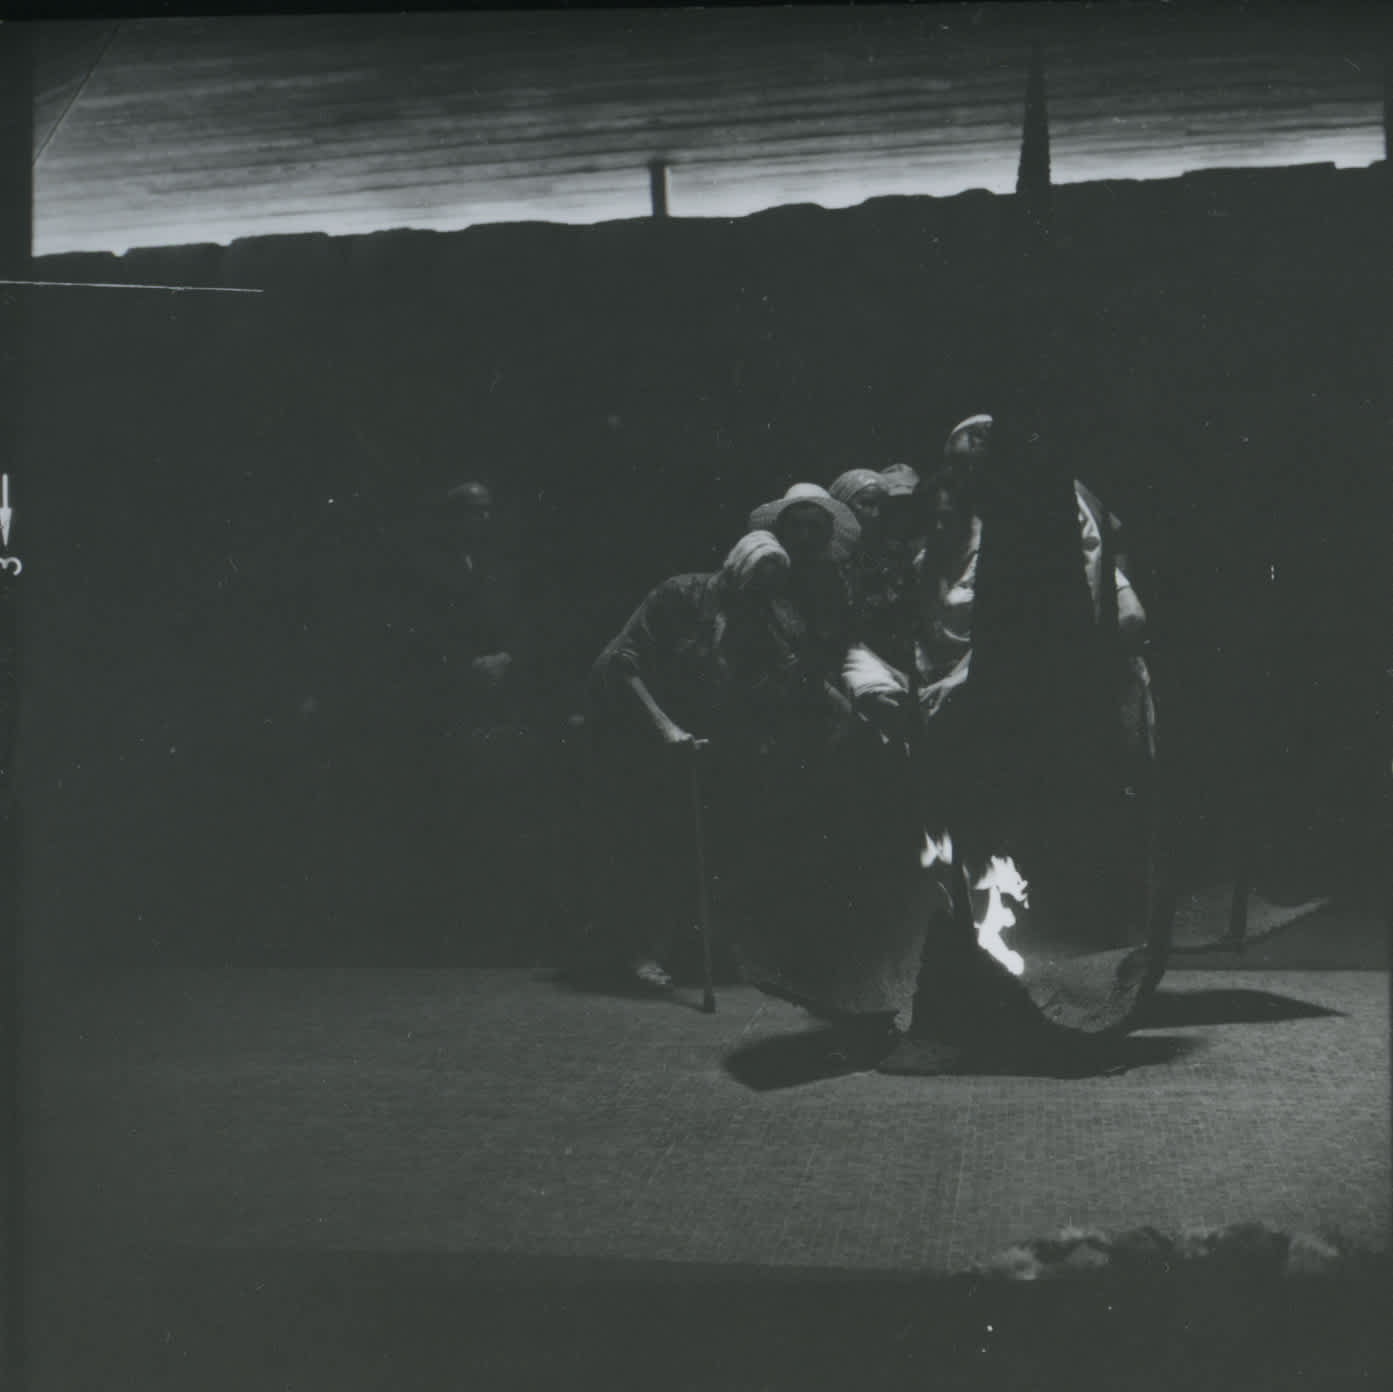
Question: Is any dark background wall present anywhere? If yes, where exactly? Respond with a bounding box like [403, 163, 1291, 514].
[15, 162, 1393, 968]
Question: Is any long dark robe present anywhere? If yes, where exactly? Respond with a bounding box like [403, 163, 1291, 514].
[733, 718, 938, 1022]
[934, 415, 1166, 1039]
[730, 561, 937, 1022]
[739, 430, 1166, 1038]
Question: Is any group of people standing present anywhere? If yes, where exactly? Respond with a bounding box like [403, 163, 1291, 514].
[324, 409, 1156, 1061]
[582, 412, 1156, 1062]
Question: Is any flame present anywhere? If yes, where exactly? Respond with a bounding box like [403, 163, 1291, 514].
[921, 830, 954, 869]
[920, 835, 1029, 978]
[974, 855, 1028, 977]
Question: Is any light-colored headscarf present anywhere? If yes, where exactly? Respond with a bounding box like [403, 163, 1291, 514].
[746, 483, 862, 558]
[780, 482, 837, 510]
[880, 463, 920, 497]
[722, 529, 790, 590]
[827, 469, 885, 506]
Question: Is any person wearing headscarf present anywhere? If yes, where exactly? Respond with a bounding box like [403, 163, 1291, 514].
[878, 463, 926, 564]
[879, 462, 922, 496]
[844, 415, 1154, 763]
[749, 481, 862, 556]
[841, 449, 981, 740]
[581, 532, 806, 990]
[828, 466, 928, 696]
[826, 417, 1162, 1066]
[588, 530, 800, 749]
[723, 482, 933, 1045]
[940, 414, 1148, 645]
[746, 484, 862, 719]
[828, 468, 889, 530]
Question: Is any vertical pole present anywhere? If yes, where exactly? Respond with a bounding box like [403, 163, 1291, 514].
[972, 42, 1073, 770]
[688, 744, 715, 1013]
[648, 159, 669, 220]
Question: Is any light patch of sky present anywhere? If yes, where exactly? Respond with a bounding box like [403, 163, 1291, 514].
[30, 114, 1386, 256]
[25, 8, 1390, 256]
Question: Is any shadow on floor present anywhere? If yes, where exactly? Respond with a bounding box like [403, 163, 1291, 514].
[723, 1026, 1204, 1092]
[977, 1033, 1207, 1080]
[722, 1025, 891, 1090]
[1136, 988, 1345, 1030]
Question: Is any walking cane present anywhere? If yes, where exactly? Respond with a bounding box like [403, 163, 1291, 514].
[687, 737, 717, 1013]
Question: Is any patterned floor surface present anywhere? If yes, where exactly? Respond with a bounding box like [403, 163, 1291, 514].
[1170, 885, 1387, 967]
[32, 966, 1389, 1270]
[24, 965, 1390, 1390]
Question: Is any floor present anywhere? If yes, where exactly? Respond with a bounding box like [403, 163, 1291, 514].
[1170, 884, 1389, 969]
[32, 965, 1389, 1266]
[19, 955, 1390, 1389]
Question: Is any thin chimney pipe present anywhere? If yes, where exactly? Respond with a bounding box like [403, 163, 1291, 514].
[649, 159, 670, 219]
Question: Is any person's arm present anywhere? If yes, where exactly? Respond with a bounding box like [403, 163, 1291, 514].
[593, 577, 701, 746]
[843, 642, 909, 700]
[1075, 481, 1148, 653]
[623, 673, 696, 746]
[821, 675, 856, 721]
[842, 642, 911, 735]
[1114, 568, 1148, 655]
[918, 650, 972, 720]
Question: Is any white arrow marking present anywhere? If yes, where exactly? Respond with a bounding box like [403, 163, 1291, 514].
[0, 474, 11, 548]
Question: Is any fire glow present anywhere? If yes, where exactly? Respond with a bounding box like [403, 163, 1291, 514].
[974, 855, 1029, 978]
[921, 833, 1029, 978]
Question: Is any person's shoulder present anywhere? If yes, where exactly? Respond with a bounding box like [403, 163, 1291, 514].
[626, 573, 709, 617]
[656, 572, 715, 595]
